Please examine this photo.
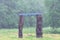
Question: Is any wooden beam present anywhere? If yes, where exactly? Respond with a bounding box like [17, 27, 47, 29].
[19, 13, 42, 16]
[36, 15, 43, 38]
[18, 15, 24, 38]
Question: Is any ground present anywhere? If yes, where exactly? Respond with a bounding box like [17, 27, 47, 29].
[0, 27, 60, 40]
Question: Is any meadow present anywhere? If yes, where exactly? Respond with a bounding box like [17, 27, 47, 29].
[0, 27, 60, 40]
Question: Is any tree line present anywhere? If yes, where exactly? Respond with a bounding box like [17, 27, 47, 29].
[0, 0, 60, 28]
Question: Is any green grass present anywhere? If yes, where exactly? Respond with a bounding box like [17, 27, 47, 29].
[0, 27, 60, 40]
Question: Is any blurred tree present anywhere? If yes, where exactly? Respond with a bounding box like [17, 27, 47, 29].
[45, 0, 60, 28]
[0, 0, 45, 28]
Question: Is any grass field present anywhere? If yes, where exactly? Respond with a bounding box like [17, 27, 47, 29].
[0, 27, 60, 40]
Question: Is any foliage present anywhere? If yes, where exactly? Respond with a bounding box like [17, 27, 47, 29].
[45, 0, 60, 28]
[0, 0, 45, 28]
[0, 0, 60, 28]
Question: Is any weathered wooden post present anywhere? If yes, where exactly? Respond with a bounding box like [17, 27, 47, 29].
[36, 15, 42, 38]
[18, 15, 24, 38]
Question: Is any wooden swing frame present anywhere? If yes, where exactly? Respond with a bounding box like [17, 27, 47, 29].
[18, 13, 43, 38]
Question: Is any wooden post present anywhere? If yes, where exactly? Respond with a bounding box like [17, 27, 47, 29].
[18, 15, 24, 38]
[36, 15, 42, 38]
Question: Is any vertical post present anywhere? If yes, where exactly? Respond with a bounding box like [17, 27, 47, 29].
[36, 15, 43, 38]
[18, 15, 24, 38]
